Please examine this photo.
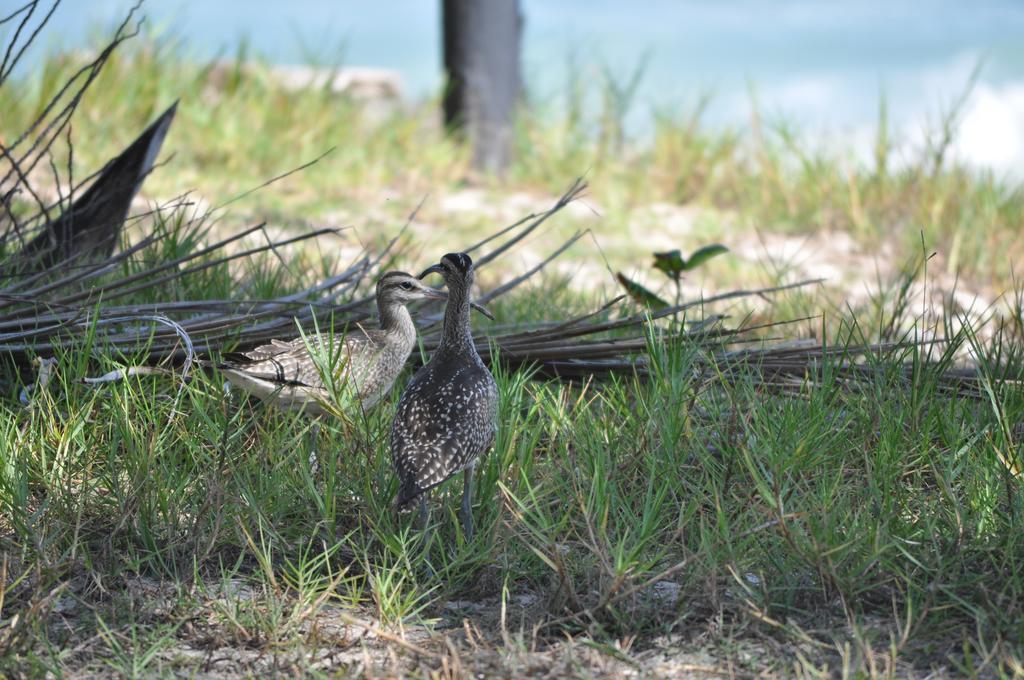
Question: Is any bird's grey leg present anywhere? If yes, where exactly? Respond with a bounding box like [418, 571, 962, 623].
[415, 493, 437, 577]
[307, 421, 321, 476]
[417, 494, 429, 527]
[460, 462, 476, 542]
[416, 494, 432, 546]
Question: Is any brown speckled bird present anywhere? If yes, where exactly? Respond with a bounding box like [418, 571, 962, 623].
[219, 272, 447, 416]
[390, 252, 498, 542]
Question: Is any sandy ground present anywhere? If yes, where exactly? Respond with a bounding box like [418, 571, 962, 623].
[31, 572, 893, 678]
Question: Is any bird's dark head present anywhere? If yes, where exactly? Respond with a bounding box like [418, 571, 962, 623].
[418, 252, 474, 283]
[376, 271, 447, 306]
[417, 252, 494, 320]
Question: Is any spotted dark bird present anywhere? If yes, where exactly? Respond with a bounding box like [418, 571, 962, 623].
[390, 252, 498, 542]
[219, 272, 448, 416]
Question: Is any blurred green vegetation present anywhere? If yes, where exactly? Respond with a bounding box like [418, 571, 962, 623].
[2, 39, 1020, 292]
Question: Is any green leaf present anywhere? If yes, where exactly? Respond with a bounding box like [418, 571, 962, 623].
[680, 243, 728, 271]
[652, 249, 685, 280]
[616, 272, 669, 310]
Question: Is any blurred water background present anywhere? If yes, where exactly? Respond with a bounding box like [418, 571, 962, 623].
[21, 0, 1024, 174]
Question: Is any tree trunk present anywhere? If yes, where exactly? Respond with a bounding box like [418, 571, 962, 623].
[442, 0, 522, 175]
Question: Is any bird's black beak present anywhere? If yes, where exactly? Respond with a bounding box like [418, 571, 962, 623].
[418, 263, 445, 279]
[418, 262, 493, 319]
[471, 302, 495, 320]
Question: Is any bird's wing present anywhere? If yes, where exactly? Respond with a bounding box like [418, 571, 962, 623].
[390, 368, 497, 498]
[391, 418, 469, 506]
[222, 332, 375, 388]
[225, 337, 302, 363]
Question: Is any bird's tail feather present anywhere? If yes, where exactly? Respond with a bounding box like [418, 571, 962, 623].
[395, 481, 422, 511]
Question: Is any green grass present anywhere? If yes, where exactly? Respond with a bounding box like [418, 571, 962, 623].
[2, 30, 1024, 678]
[2, 253, 1023, 676]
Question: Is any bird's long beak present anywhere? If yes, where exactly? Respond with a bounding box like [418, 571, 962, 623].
[420, 286, 448, 301]
[420, 289, 493, 319]
[418, 263, 445, 279]
[417, 263, 494, 319]
[471, 301, 495, 320]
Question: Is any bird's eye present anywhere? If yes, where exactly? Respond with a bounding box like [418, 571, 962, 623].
[400, 281, 413, 290]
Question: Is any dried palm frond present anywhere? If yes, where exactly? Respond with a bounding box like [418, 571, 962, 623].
[0, 176, 589, 361]
[1, 2, 144, 248]
[14, 102, 178, 270]
[0, 162, 819, 391]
